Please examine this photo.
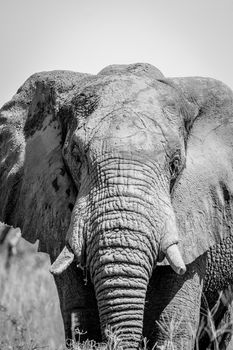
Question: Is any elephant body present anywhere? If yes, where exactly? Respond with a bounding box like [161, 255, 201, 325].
[1, 63, 233, 349]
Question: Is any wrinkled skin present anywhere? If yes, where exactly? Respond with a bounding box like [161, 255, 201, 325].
[1, 63, 233, 349]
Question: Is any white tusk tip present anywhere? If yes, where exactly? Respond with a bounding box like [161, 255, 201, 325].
[176, 266, 187, 275]
[165, 244, 186, 276]
[50, 245, 74, 275]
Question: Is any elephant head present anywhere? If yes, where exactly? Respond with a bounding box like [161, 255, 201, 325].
[1, 63, 233, 348]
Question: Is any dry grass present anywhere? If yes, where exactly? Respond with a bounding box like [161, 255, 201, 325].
[0, 239, 64, 350]
[67, 326, 150, 350]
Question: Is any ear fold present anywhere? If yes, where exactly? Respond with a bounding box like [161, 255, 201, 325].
[169, 77, 233, 264]
[0, 71, 87, 260]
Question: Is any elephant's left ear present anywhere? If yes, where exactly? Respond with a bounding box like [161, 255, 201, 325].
[169, 77, 233, 264]
[0, 72, 87, 260]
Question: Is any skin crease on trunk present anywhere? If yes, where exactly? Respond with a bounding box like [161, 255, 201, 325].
[1, 63, 233, 349]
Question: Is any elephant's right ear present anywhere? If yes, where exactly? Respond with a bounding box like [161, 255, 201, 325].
[0, 72, 86, 260]
[168, 77, 233, 264]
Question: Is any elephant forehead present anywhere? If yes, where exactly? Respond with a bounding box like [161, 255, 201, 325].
[73, 105, 181, 161]
[87, 77, 181, 127]
[71, 76, 183, 156]
[76, 74, 168, 112]
[99, 79, 164, 110]
[91, 110, 166, 153]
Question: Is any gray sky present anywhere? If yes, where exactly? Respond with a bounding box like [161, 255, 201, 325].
[1, 0, 233, 107]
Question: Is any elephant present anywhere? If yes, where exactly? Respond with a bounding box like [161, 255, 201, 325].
[1, 62, 233, 349]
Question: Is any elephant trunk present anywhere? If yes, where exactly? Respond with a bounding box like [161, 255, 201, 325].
[83, 158, 158, 347]
[94, 255, 148, 348]
[88, 223, 151, 348]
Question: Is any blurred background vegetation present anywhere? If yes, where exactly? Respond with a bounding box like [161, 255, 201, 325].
[0, 238, 65, 350]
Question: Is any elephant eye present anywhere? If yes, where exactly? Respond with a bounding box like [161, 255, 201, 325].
[169, 155, 181, 179]
[71, 144, 81, 163]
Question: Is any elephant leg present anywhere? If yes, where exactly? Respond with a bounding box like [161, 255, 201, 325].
[144, 256, 206, 350]
[53, 262, 101, 344]
[198, 288, 233, 350]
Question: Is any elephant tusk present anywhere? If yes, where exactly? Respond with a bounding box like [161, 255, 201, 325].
[165, 244, 186, 275]
[50, 245, 75, 275]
